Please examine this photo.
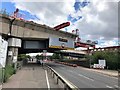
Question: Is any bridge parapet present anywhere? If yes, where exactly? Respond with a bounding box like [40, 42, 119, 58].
[0, 14, 77, 39]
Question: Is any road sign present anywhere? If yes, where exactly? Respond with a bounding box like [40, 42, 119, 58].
[99, 60, 106, 66]
[0, 36, 8, 67]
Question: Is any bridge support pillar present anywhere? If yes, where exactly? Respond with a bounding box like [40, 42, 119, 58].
[7, 47, 18, 71]
[6, 38, 21, 72]
[7, 47, 18, 64]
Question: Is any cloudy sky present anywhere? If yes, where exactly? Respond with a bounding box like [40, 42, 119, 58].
[1, 0, 119, 48]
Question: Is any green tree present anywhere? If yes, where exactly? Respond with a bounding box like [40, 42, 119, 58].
[18, 54, 29, 61]
[36, 54, 42, 60]
[52, 53, 60, 59]
[90, 51, 119, 70]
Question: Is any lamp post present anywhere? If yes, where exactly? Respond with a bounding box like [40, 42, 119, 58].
[7, 16, 16, 64]
[87, 45, 93, 68]
[7, 17, 17, 73]
[89, 50, 93, 68]
[8, 17, 15, 36]
[8, 8, 19, 36]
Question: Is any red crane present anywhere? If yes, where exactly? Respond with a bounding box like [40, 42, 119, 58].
[53, 22, 70, 31]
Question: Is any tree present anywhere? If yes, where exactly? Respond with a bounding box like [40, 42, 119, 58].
[52, 53, 60, 59]
[18, 54, 29, 61]
[35, 54, 42, 60]
[90, 51, 119, 70]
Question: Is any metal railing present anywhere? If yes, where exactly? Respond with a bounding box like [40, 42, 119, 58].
[16, 61, 23, 70]
[118, 69, 120, 77]
[118, 69, 120, 89]
[46, 65, 79, 90]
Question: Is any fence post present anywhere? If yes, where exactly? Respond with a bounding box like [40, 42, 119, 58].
[118, 69, 120, 86]
[56, 76, 59, 84]
[53, 72, 54, 78]
[64, 83, 67, 90]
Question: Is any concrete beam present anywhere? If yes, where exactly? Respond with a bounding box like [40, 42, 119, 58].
[0, 14, 77, 40]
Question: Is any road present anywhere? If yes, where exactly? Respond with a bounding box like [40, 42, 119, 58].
[46, 62, 119, 89]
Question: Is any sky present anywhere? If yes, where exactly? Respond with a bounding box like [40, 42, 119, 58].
[0, 0, 119, 49]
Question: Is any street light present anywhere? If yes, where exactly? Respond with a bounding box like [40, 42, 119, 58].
[89, 50, 93, 68]
[8, 8, 19, 36]
[7, 17, 16, 73]
[8, 17, 15, 36]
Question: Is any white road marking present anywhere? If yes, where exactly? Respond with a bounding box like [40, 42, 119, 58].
[68, 70, 74, 73]
[106, 85, 113, 88]
[99, 73, 118, 80]
[60, 67, 65, 69]
[45, 70, 50, 90]
[78, 74, 94, 81]
[114, 85, 120, 88]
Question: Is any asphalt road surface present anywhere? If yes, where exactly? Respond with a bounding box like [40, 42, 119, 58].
[46, 62, 119, 89]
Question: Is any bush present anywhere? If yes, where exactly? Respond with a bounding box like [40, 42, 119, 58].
[0, 68, 3, 83]
[89, 51, 119, 70]
[18, 54, 30, 61]
[3, 64, 15, 82]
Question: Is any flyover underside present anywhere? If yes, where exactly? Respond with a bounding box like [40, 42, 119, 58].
[63, 53, 84, 58]
[59, 52, 85, 58]
[18, 48, 85, 58]
[18, 39, 68, 54]
[18, 48, 62, 54]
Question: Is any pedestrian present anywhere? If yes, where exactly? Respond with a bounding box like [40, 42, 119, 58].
[31, 58, 33, 62]
[40, 60, 43, 67]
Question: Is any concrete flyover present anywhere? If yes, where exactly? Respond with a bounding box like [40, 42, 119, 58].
[0, 14, 85, 65]
[0, 14, 77, 50]
[58, 50, 86, 58]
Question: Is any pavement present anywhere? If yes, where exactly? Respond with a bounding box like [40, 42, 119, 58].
[1, 63, 60, 89]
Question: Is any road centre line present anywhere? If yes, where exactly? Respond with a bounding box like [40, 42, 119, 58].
[45, 70, 50, 90]
[68, 70, 74, 73]
[114, 85, 120, 88]
[106, 85, 113, 88]
[67, 69, 94, 81]
[78, 74, 94, 81]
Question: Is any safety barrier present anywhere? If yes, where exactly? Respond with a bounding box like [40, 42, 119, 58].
[118, 69, 120, 89]
[47, 65, 79, 90]
[16, 61, 23, 70]
[118, 69, 120, 77]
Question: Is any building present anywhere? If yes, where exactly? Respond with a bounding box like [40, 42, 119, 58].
[83, 46, 120, 54]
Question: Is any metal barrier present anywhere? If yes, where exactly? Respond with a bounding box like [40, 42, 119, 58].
[17, 61, 23, 70]
[118, 69, 120, 77]
[118, 69, 120, 89]
[47, 65, 79, 90]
